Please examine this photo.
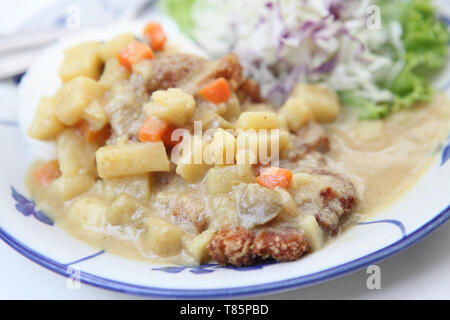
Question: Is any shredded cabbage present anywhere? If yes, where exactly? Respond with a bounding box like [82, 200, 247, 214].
[163, 0, 449, 119]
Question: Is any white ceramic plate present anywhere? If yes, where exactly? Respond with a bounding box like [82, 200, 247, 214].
[1, 5, 450, 299]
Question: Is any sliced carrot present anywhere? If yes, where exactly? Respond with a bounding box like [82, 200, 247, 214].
[256, 167, 293, 190]
[33, 160, 61, 187]
[161, 125, 182, 147]
[117, 39, 154, 70]
[143, 22, 167, 51]
[138, 116, 181, 147]
[75, 119, 111, 143]
[200, 77, 231, 104]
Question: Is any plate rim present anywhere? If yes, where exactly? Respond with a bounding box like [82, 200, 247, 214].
[0, 203, 449, 298]
[4, 0, 450, 299]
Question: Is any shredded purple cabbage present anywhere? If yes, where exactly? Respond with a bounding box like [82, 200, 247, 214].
[227, 0, 369, 105]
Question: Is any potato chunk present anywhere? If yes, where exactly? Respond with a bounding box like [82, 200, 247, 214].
[50, 174, 95, 201]
[290, 172, 312, 189]
[28, 96, 65, 140]
[99, 58, 130, 88]
[208, 128, 237, 165]
[58, 42, 102, 82]
[82, 100, 109, 131]
[106, 193, 145, 226]
[297, 214, 325, 251]
[222, 93, 241, 121]
[142, 217, 184, 256]
[206, 164, 255, 195]
[96, 142, 170, 179]
[132, 60, 154, 78]
[292, 83, 340, 123]
[144, 88, 195, 126]
[175, 137, 211, 183]
[236, 129, 290, 164]
[68, 196, 106, 228]
[201, 112, 235, 132]
[103, 173, 153, 201]
[53, 77, 106, 125]
[186, 229, 217, 264]
[274, 187, 299, 217]
[279, 97, 314, 131]
[56, 129, 97, 177]
[99, 33, 134, 61]
[237, 111, 279, 130]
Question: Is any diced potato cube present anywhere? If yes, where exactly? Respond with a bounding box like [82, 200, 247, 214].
[96, 142, 169, 179]
[235, 130, 258, 165]
[290, 172, 312, 189]
[279, 97, 314, 131]
[142, 217, 184, 256]
[50, 174, 95, 201]
[176, 162, 211, 184]
[278, 130, 291, 151]
[106, 193, 145, 226]
[255, 129, 290, 154]
[131, 60, 154, 78]
[236, 129, 290, 164]
[82, 100, 109, 131]
[28, 96, 65, 140]
[277, 113, 289, 131]
[209, 128, 236, 165]
[98, 33, 134, 61]
[292, 83, 340, 123]
[206, 164, 255, 195]
[237, 111, 279, 130]
[222, 93, 241, 121]
[99, 58, 130, 88]
[144, 88, 195, 126]
[56, 129, 98, 177]
[297, 215, 325, 251]
[274, 187, 299, 217]
[53, 77, 106, 125]
[235, 149, 257, 165]
[103, 173, 153, 201]
[175, 137, 211, 183]
[59, 42, 102, 82]
[201, 112, 235, 132]
[68, 196, 106, 228]
[186, 229, 217, 264]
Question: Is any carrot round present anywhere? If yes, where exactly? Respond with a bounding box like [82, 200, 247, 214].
[75, 120, 111, 143]
[200, 77, 231, 104]
[117, 39, 154, 70]
[143, 22, 167, 51]
[33, 160, 61, 187]
[256, 167, 293, 190]
[138, 116, 180, 147]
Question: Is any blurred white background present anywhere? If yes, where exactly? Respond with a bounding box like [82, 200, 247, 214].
[0, 0, 449, 300]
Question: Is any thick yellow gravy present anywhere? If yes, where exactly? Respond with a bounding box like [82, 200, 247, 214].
[26, 94, 450, 265]
[326, 93, 450, 215]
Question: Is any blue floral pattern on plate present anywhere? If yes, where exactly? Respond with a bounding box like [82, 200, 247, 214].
[153, 262, 275, 274]
[442, 142, 450, 165]
[11, 187, 53, 226]
[4, 186, 425, 273]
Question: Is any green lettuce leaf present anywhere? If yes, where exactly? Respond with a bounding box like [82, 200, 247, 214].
[160, 0, 197, 37]
[375, 0, 449, 117]
[339, 91, 389, 120]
